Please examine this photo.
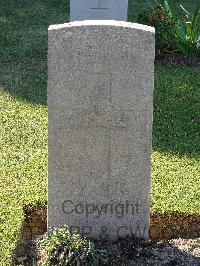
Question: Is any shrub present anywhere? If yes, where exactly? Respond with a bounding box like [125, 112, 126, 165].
[137, 1, 200, 57]
[38, 226, 108, 266]
[137, 1, 176, 55]
[174, 4, 200, 56]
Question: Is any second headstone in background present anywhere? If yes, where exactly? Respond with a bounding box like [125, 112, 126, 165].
[70, 0, 128, 21]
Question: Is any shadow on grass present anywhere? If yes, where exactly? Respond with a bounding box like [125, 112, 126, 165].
[12, 204, 200, 265]
[153, 65, 200, 157]
[1, 59, 48, 105]
[0, 10, 49, 105]
[0, 0, 70, 105]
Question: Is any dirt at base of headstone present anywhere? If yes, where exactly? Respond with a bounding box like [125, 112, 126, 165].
[155, 53, 200, 67]
[12, 206, 200, 265]
[14, 236, 200, 265]
[99, 237, 200, 265]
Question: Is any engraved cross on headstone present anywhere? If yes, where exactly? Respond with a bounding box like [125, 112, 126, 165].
[70, 0, 128, 22]
[90, 0, 108, 18]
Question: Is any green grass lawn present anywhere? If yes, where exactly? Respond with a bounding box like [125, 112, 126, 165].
[0, 0, 200, 264]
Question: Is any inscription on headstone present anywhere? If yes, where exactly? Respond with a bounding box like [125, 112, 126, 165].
[48, 21, 155, 240]
[70, 0, 128, 21]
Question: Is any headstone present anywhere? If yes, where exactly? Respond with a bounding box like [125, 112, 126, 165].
[70, 0, 128, 21]
[48, 21, 155, 240]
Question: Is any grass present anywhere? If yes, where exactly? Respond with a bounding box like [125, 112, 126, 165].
[0, 92, 47, 262]
[0, 0, 199, 264]
[152, 65, 200, 213]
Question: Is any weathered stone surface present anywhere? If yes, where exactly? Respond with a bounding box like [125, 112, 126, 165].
[48, 21, 155, 240]
[70, 0, 128, 21]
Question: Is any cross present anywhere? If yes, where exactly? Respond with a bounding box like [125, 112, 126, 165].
[90, 0, 108, 17]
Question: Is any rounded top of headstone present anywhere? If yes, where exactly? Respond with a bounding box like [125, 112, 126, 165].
[48, 20, 155, 34]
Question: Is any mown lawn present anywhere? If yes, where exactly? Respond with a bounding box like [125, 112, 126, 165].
[0, 0, 200, 264]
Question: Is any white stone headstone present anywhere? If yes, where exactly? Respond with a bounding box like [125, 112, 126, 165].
[70, 0, 128, 21]
[48, 21, 155, 240]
